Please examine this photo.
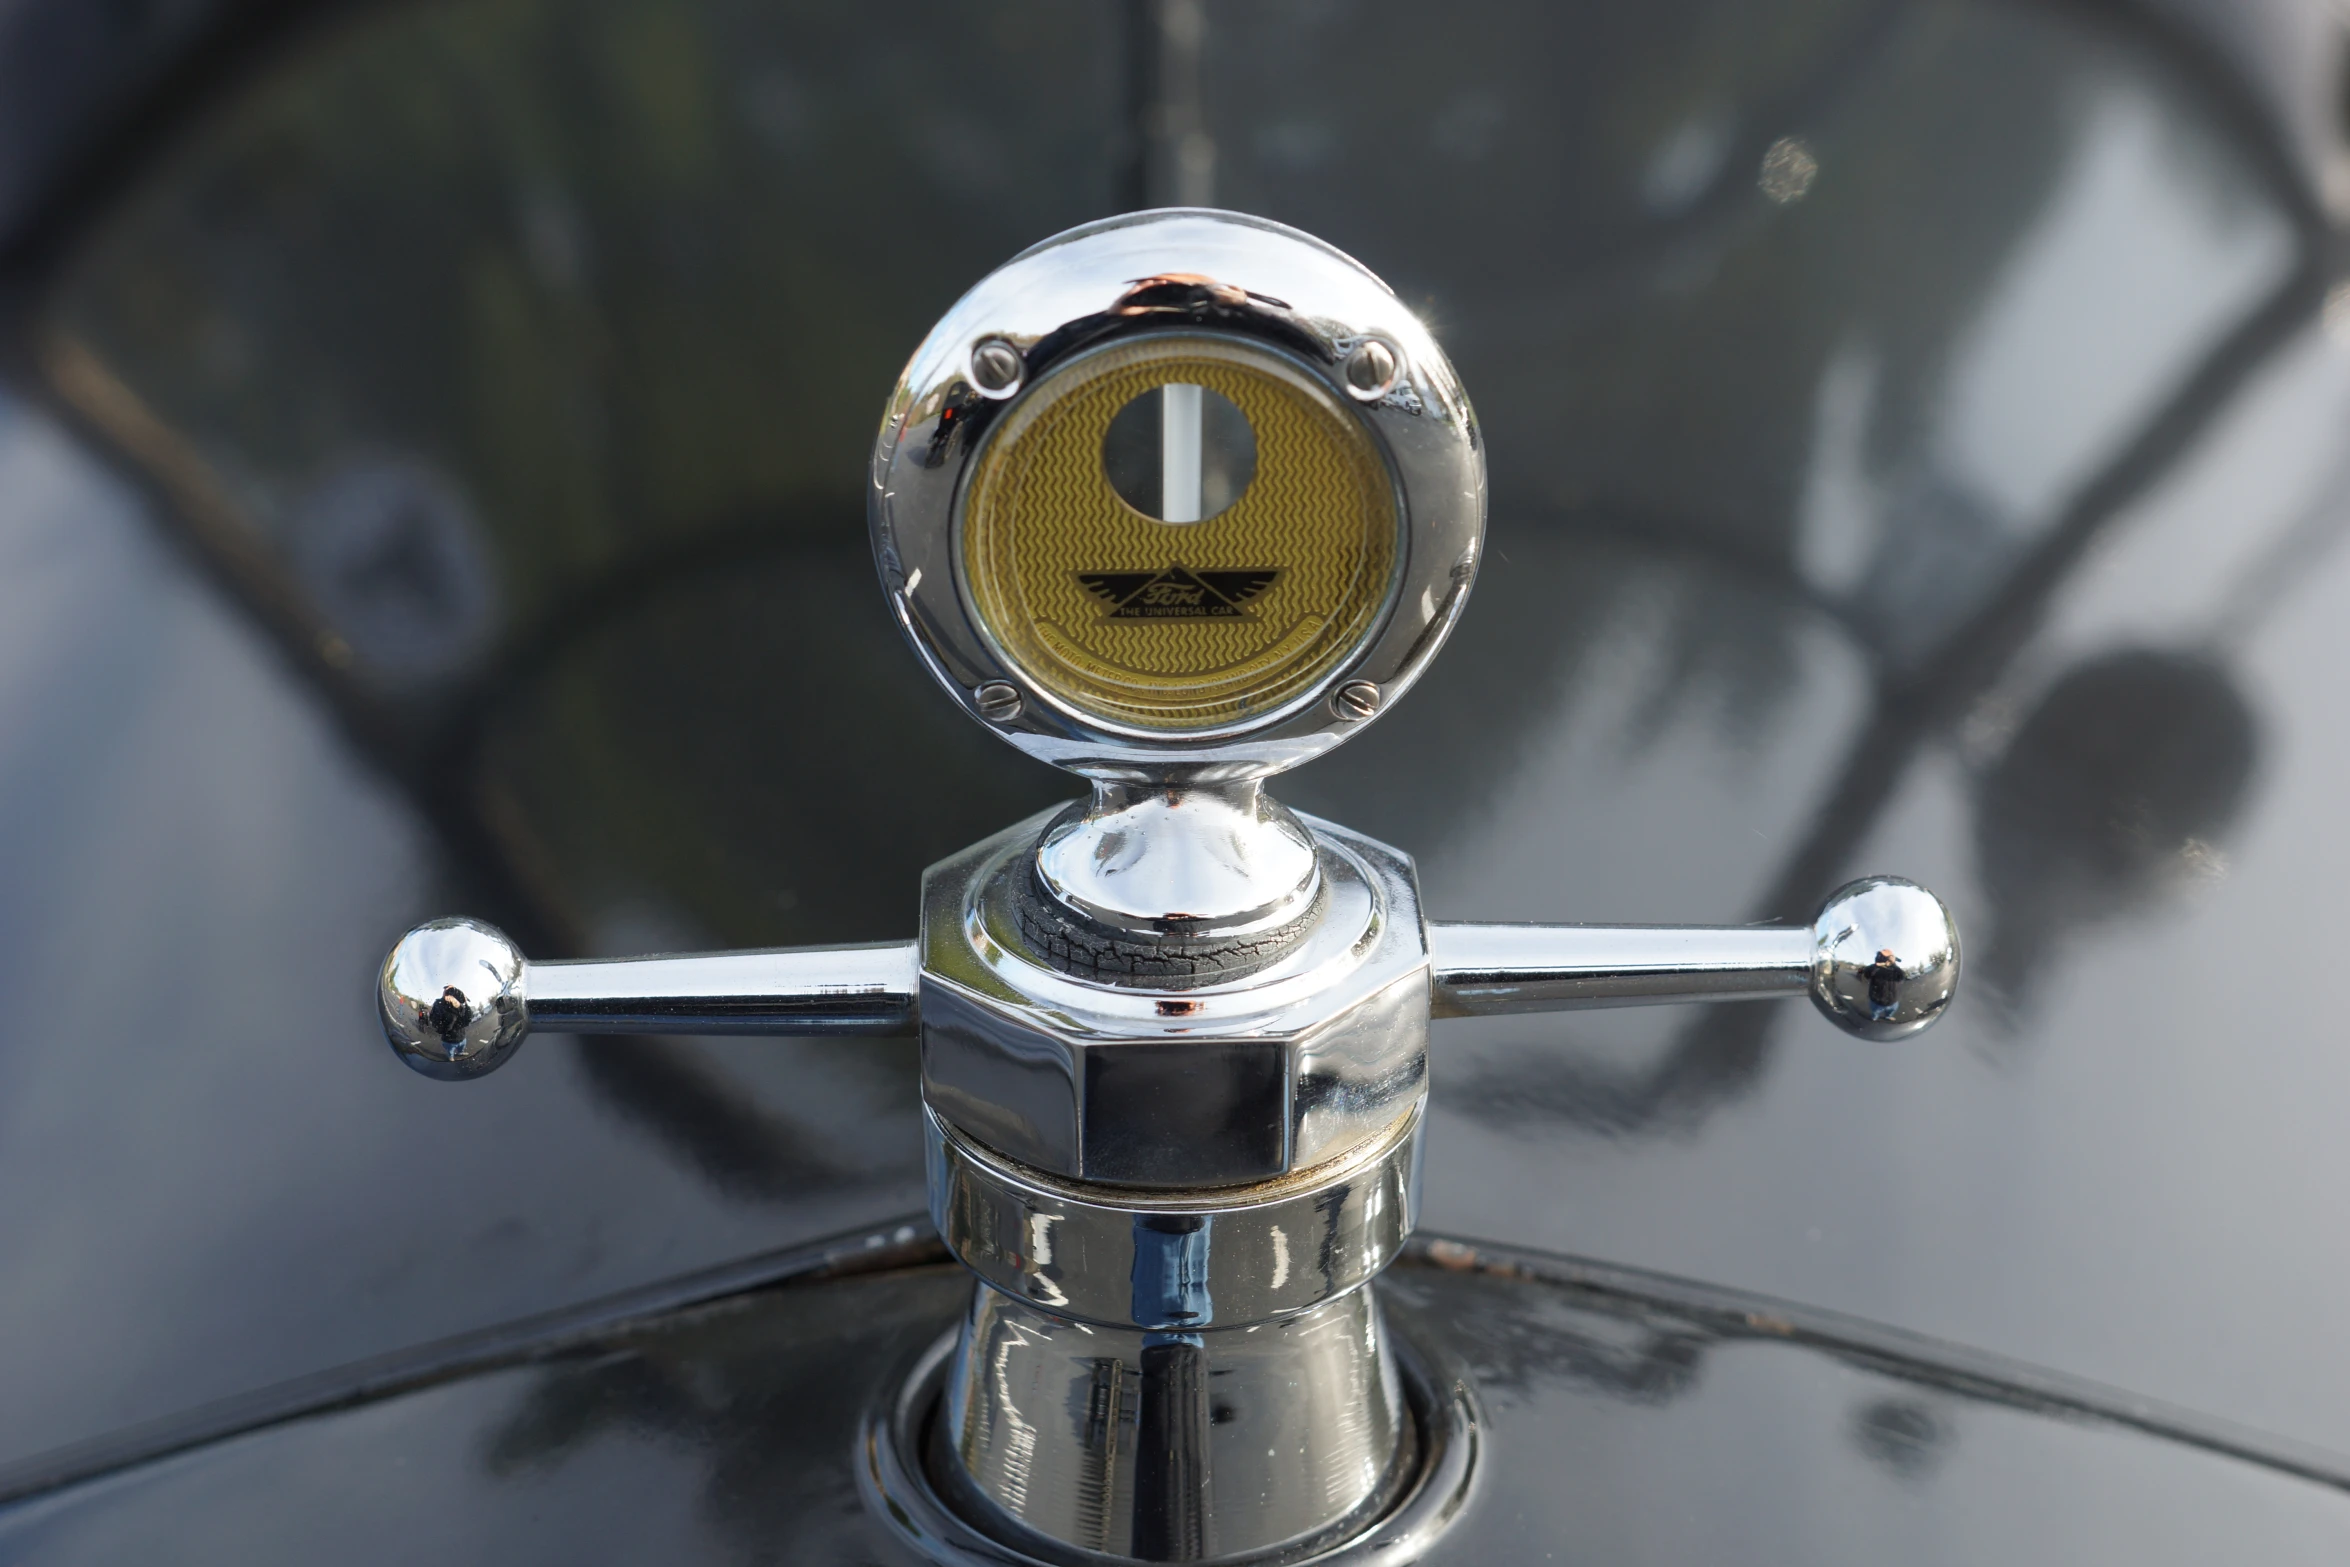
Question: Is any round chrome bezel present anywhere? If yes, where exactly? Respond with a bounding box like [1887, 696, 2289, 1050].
[870, 208, 1485, 781]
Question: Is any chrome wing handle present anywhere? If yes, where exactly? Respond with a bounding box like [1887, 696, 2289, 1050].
[1430, 876, 1959, 1040]
[377, 919, 917, 1080]
[379, 876, 1954, 1081]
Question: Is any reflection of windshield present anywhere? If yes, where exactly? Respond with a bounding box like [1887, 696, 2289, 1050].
[35, 0, 2317, 1155]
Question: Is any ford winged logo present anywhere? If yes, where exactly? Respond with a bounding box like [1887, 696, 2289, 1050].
[1076, 564, 1280, 620]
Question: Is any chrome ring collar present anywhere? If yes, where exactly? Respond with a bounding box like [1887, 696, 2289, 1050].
[869, 208, 1486, 781]
[926, 1098, 1422, 1330]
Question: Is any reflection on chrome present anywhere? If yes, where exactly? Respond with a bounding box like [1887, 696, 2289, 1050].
[942, 1283, 1408, 1561]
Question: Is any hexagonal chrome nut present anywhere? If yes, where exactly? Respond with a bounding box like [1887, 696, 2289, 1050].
[918, 808, 1431, 1188]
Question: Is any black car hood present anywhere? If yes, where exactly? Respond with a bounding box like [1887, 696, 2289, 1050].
[10, 1243, 2350, 1561]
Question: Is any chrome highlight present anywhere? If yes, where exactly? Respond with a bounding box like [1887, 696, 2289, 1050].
[1427, 924, 1813, 1016]
[526, 941, 920, 1036]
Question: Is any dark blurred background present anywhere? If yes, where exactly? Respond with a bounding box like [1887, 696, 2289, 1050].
[3, 0, 2350, 1491]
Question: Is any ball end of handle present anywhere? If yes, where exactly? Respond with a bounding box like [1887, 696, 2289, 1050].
[1808, 877, 1961, 1041]
[378, 917, 531, 1080]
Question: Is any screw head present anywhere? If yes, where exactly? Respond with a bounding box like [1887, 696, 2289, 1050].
[974, 681, 1024, 722]
[1342, 339, 1398, 400]
[1331, 680, 1381, 720]
[969, 337, 1025, 397]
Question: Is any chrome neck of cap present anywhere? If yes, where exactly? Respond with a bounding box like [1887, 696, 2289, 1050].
[1032, 779, 1322, 939]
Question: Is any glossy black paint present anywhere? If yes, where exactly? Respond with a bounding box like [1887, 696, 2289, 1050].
[4, 0, 2350, 1539]
[7, 1245, 2350, 1562]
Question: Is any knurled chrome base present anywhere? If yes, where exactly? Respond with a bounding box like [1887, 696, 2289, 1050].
[1007, 858, 1331, 990]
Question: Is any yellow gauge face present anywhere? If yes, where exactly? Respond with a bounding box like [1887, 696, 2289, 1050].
[960, 337, 1399, 733]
